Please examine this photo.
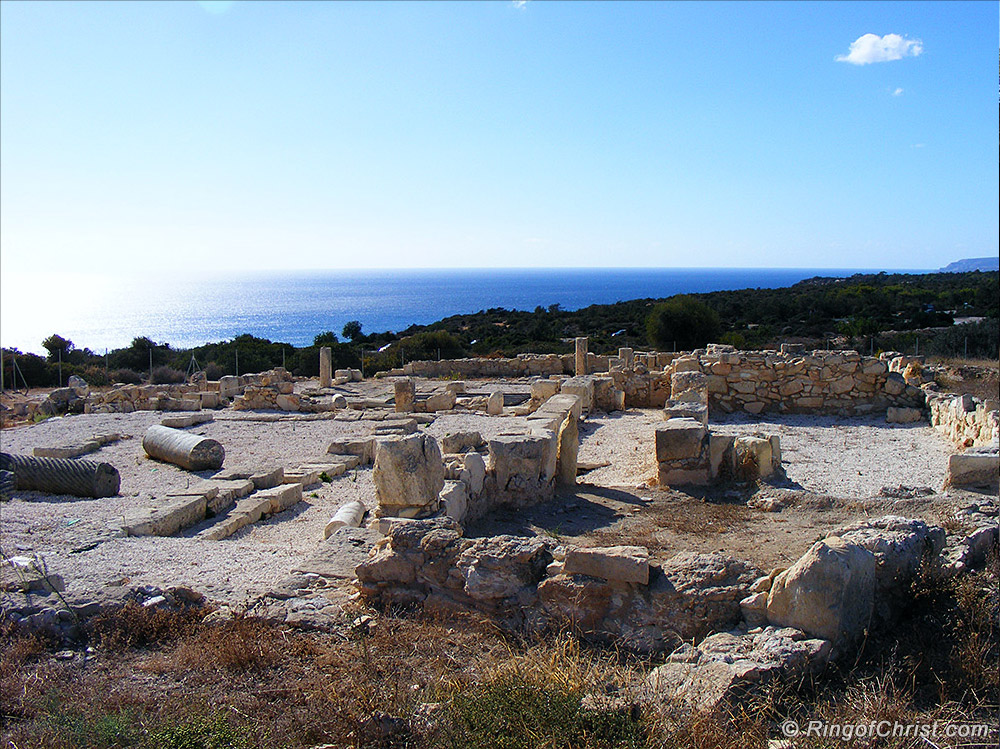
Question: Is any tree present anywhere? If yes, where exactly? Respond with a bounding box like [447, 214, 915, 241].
[342, 320, 363, 342]
[42, 334, 74, 362]
[646, 296, 721, 351]
[314, 331, 339, 346]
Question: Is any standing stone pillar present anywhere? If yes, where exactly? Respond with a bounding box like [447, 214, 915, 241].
[394, 378, 415, 413]
[619, 347, 634, 369]
[319, 347, 333, 388]
[575, 337, 589, 376]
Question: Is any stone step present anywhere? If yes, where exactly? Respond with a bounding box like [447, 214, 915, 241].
[196, 484, 303, 541]
[160, 412, 214, 429]
[212, 465, 284, 490]
[33, 441, 100, 459]
[123, 495, 207, 537]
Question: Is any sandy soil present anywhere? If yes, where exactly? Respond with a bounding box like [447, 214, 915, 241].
[0, 381, 977, 608]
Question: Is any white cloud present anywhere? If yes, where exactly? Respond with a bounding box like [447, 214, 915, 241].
[836, 33, 923, 65]
[511, 0, 528, 8]
[892, 87, 904, 96]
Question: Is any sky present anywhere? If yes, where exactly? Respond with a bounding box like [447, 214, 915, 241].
[1, 0, 997, 273]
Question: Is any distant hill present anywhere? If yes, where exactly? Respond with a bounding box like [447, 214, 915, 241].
[940, 257, 999, 272]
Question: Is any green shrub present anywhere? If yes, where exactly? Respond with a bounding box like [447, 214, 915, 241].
[646, 296, 720, 351]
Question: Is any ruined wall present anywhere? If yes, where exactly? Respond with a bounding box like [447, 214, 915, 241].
[673, 347, 925, 416]
[927, 391, 999, 449]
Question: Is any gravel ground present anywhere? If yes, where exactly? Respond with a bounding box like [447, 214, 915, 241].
[0, 399, 529, 605]
[579, 408, 952, 498]
[1, 395, 957, 607]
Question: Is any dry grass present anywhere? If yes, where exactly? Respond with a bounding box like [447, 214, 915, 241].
[929, 357, 1000, 402]
[1, 557, 996, 748]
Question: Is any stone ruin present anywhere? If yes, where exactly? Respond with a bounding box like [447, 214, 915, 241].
[2, 338, 997, 717]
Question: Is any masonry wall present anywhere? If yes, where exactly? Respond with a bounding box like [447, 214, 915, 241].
[927, 391, 999, 448]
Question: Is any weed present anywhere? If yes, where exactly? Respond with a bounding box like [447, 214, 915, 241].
[87, 602, 203, 652]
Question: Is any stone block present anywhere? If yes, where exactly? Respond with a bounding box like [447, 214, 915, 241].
[657, 465, 711, 486]
[655, 418, 707, 462]
[531, 378, 561, 403]
[460, 452, 486, 496]
[256, 482, 303, 514]
[947, 449, 999, 488]
[440, 480, 469, 523]
[735, 436, 776, 479]
[441, 431, 484, 454]
[326, 438, 377, 467]
[394, 378, 416, 412]
[373, 434, 445, 512]
[709, 434, 736, 480]
[123, 496, 206, 537]
[33, 441, 99, 459]
[426, 389, 457, 412]
[886, 407, 923, 424]
[662, 401, 708, 425]
[560, 377, 594, 413]
[766, 537, 875, 648]
[564, 545, 649, 584]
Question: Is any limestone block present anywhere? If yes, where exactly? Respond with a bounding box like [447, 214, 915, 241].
[575, 337, 589, 376]
[327, 438, 377, 465]
[441, 431, 484, 454]
[657, 466, 710, 486]
[486, 391, 504, 415]
[123, 496, 206, 537]
[655, 418, 707, 461]
[671, 357, 701, 373]
[440, 480, 469, 523]
[539, 393, 583, 421]
[256, 483, 303, 514]
[886, 406, 923, 424]
[394, 378, 415, 413]
[276, 393, 300, 411]
[709, 434, 736, 480]
[460, 452, 486, 496]
[883, 372, 906, 396]
[373, 434, 445, 511]
[734, 436, 774, 479]
[946, 448, 999, 488]
[531, 378, 561, 403]
[766, 537, 875, 647]
[319, 347, 333, 388]
[557, 413, 579, 485]
[426, 389, 457, 412]
[663, 401, 708, 425]
[33, 441, 99, 459]
[488, 434, 551, 492]
[560, 377, 595, 413]
[564, 545, 649, 584]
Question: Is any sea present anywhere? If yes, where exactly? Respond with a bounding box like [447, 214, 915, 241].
[0, 267, 920, 355]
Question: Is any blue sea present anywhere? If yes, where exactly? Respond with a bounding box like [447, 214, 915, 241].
[0, 267, 920, 355]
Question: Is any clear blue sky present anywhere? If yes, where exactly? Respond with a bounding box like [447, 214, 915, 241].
[1, 0, 997, 272]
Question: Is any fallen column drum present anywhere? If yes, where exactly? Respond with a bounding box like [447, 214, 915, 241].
[0, 452, 121, 498]
[142, 425, 225, 471]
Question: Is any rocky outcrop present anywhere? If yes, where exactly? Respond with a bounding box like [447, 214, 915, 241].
[765, 537, 875, 649]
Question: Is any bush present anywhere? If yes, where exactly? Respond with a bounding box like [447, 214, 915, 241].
[150, 366, 185, 385]
[80, 365, 110, 387]
[110, 368, 143, 385]
[204, 362, 227, 381]
[646, 296, 721, 351]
